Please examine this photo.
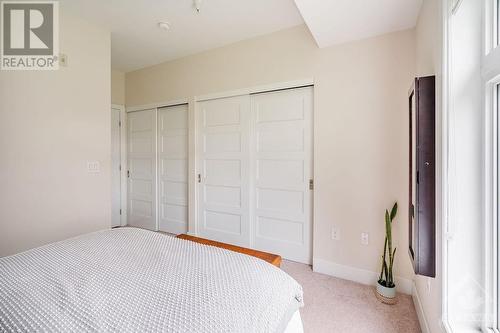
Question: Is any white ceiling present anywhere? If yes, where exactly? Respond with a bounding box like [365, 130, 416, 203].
[60, 0, 304, 72]
[61, 0, 422, 72]
[294, 0, 423, 48]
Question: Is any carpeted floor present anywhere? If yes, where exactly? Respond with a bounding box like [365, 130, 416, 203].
[281, 260, 421, 333]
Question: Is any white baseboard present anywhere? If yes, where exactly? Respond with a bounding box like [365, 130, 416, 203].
[312, 258, 413, 295]
[412, 282, 431, 333]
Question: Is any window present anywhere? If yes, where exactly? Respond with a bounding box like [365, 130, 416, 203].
[495, 82, 500, 331]
[486, 0, 500, 329]
[443, 0, 500, 331]
[490, 82, 500, 332]
[496, 0, 499, 47]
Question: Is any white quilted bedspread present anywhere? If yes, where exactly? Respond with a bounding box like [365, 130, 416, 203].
[0, 228, 303, 333]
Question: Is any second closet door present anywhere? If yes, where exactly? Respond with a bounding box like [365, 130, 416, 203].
[196, 87, 313, 263]
[251, 87, 313, 264]
[128, 109, 157, 231]
[197, 95, 251, 247]
[158, 104, 189, 234]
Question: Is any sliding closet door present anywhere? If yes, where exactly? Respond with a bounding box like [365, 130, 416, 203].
[127, 109, 157, 231]
[251, 87, 313, 264]
[158, 104, 188, 234]
[197, 96, 251, 247]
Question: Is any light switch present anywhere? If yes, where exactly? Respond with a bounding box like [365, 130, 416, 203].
[87, 161, 100, 173]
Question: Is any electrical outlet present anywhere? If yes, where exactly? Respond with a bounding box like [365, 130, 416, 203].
[331, 227, 340, 240]
[361, 232, 369, 245]
[427, 278, 431, 293]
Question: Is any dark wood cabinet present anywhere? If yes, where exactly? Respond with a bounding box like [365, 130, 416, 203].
[408, 76, 436, 277]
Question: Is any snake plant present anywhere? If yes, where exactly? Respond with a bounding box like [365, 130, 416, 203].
[378, 202, 398, 288]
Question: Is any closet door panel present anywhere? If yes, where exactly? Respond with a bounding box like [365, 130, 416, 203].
[127, 109, 157, 231]
[251, 87, 313, 264]
[197, 96, 250, 247]
[158, 104, 188, 235]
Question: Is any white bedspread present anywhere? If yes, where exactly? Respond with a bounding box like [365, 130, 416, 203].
[0, 228, 303, 333]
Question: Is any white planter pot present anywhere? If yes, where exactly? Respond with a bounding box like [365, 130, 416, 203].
[376, 282, 396, 299]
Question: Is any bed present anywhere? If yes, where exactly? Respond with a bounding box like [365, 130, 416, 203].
[0, 228, 304, 332]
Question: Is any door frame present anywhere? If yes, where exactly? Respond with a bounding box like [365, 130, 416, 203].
[111, 104, 127, 227]
[192, 79, 315, 250]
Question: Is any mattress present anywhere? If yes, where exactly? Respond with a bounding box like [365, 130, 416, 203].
[0, 228, 303, 332]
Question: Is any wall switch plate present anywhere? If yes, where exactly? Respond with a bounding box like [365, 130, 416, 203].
[427, 278, 431, 293]
[361, 232, 369, 245]
[87, 161, 100, 173]
[331, 227, 340, 240]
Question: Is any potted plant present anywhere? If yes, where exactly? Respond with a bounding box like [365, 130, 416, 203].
[376, 202, 398, 304]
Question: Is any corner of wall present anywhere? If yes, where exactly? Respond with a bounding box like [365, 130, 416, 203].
[313, 258, 413, 295]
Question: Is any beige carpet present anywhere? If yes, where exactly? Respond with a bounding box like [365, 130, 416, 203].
[281, 260, 421, 333]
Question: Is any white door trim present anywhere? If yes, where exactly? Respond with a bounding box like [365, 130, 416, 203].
[126, 98, 189, 113]
[194, 78, 314, 102]
[112, 104, 127, 226]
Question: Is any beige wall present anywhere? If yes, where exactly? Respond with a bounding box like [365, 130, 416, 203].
[0, 11, 111, 256]
[111, 69, 125, 105]
[414, 0, 444, 332]
[126, 25, 416, 283]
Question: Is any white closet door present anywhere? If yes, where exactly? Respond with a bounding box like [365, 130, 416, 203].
[197, 95, 251, 247]
[127, 109, 157, 231]
[251, 87, 313, 264]
[158, 104, 188, 234]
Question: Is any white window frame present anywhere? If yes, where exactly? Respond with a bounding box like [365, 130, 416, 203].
[441, 0, 451, 331]
[442, 0, 500, 331]
[484, 0, 500, 331]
